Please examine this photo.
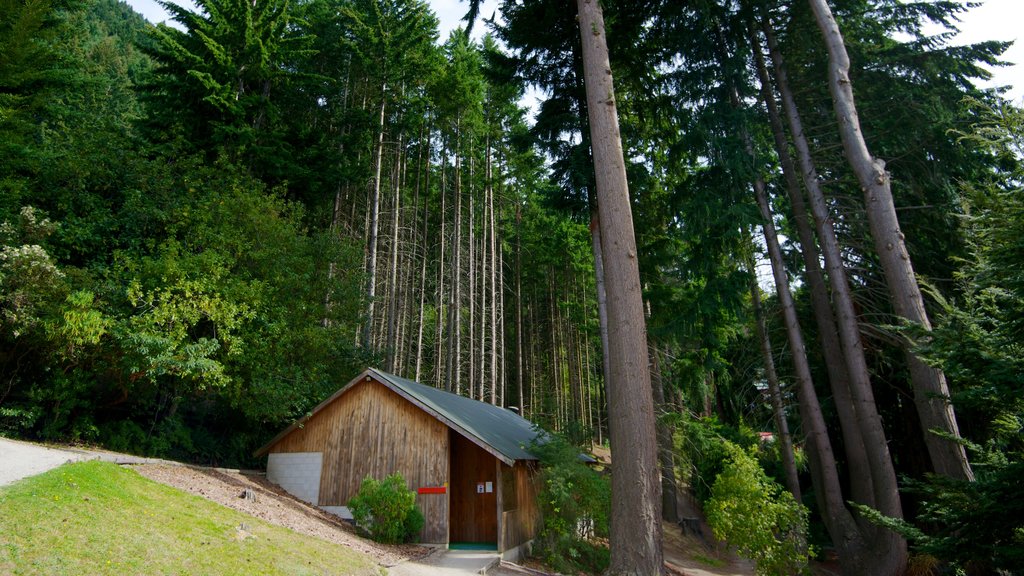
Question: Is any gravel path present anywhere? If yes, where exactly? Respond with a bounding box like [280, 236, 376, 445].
[0, 436, 85, 486]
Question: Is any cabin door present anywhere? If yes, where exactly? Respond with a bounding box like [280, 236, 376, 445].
[449, 431, 498, 545]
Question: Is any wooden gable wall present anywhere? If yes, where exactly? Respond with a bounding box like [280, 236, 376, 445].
[269, 377, 450, 543]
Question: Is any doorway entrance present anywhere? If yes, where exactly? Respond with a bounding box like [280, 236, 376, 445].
[448, 431, 498, 546]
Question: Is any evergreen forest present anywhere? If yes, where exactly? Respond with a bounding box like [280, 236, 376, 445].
[1, 0, 1022, 572]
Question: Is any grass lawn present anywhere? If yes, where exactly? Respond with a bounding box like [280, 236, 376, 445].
[0, 460, 380, 576]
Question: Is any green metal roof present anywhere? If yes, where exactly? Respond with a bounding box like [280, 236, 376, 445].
[369, 368, 540, 464]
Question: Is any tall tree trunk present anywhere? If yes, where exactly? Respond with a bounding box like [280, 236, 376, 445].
[550, 274, 562, 425]
[753, 173, 879, 574]
[363, 80, 387, 351]
[385, 131, 405, 372]
[515, 205, 525, 413]
[451, 118, 463, 395]
[469, 148, 477, 400]
[589, 215, 612, 410]
[744, 244, 801, 502]
[415, 120, 431, 381]
[807, 0, 972, 482]
[497, 225, 506, 408]
[479, 185, 488, 403]
[749, 27, 875, 507]
[649, 342, 681, 523]
[488, 132, 498, 405]
[436, 151, 448, 389]
[576, 1, 663, 572]
[762, 19, 907, 573]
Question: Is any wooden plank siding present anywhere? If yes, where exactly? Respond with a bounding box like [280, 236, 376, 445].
[500, 461, 541, 552]
[269, 378, 450, 544]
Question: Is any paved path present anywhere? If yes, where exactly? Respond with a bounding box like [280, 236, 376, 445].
[0, 436, 85, 486]
[388, 548, 500, 576]
[0, 437, 183, 487]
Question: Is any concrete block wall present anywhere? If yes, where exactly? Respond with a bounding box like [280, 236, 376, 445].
[320, 505, 353, 520]
[267, 452, 323, 505]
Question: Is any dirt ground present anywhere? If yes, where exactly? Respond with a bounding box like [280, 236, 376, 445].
[662, 522, 755, 576]
[134, 464, 431, 568]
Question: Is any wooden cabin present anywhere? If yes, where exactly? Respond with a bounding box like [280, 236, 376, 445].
[254, 368, 542, 560]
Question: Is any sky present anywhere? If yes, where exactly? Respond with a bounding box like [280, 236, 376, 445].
[124, 0, 1023, 102]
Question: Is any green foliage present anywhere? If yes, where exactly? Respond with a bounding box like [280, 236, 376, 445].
[0, 162, 366, 463]
[671, 412, 759, 504]
[141, 0, 313, 177]
[705, 442, 811, 576]
[529, 431, 610, 575]
[855, 464, 1024, 575]
[883, 97, 1024, 575]
[347, 473, 424, 545]
[0, 207, 67, 339]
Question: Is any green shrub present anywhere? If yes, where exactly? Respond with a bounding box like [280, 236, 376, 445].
[347, 473, 424, 544]
[705, 442, 811, 576]
[529, 431, 610, 574]
[672, 412, 759, 503]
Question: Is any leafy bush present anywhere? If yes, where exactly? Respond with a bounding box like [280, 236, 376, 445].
[347, 474, 424, 544]
[529, 431, 610, 574]
[671, 412, 759, 503]
[705, 442, 811, 576]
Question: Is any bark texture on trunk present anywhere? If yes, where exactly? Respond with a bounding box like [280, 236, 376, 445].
[745, 248, 801, 502]
[752, 176, 886, 575]
[515, 206, 524, 413]
[760, 12, 908, 572]
[808, 0, 972, 482]
[763, 18, 901, 520]
[589, 214, 612, 405]
[576, 1, 663, 572]
[385, 132, 405, 372]
[750, 28, 878, 507]
[650, 343, 681, 523]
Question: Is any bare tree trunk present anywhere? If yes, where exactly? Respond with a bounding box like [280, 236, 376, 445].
[760, 20, 907, 572]
[469, 149, 477, 400]
[808, 0, 972, 482]
[451, 118, 463, 395]
[528, 283, 537, 418]
[550, 275, 561, 425]
[649, 342, 681, 523]
[576, 1, 663, 572]
[515, 205, 524, 412]
[749, 28, 875, 507]
[744, 245, 802, 502]
[436, 151, 448, 389]
[589, 334, 598, 436]
[498, 220, 506, 408]
[589, 215, 612, 408]
[753, 173, 878, 574]
[385, 131, 405, 372]
[363, 80, 388, 351]
[415, 120, 431, 382]
[488, 132, 498, 405]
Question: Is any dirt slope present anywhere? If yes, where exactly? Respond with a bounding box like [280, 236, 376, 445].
[134, 464, 430, 568]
